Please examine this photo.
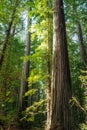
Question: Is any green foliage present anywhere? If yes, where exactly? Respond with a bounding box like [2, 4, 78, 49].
[80, 124, 87, 130]
[70, 96, 86, 113]
[25, 89, 37, 97]
[0, 37, 25, 127]
[26, 99, 46, 112]
[79, 70, 87, 130]
[20, 99, 46, 128]
[79, 70, 87, 86]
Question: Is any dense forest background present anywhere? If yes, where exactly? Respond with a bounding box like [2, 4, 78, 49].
[0, 0, 87, 130]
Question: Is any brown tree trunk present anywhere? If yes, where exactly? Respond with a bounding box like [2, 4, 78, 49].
[77, 22, 87, 66]
[46, 16, 51, 129]
[0, 0, 19, 69]
[19, 11, 31, 111]
[77, 22, 87, 124]
[47, 0, 72, 130]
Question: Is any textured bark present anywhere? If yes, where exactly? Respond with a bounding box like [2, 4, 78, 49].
[19, 12, 31, 111]
[0, 0, 19, 69]
[77, 22, 87, 66]
[47, 0, 72, 130]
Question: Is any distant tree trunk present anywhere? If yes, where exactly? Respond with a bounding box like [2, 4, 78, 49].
[47, 0, 72, 130]
[77, 22, 87, 66]
[19, 11, 31, 111]
[0, 0, 19, 69]
[46, 16, 51, 128]
[77, 22, 87, 124]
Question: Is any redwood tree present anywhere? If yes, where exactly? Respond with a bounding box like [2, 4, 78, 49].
[19, 11, 31, 111]
[77, 22, 87, 66]
[47, 0, 72, 129]
[46, 16, 51, 127]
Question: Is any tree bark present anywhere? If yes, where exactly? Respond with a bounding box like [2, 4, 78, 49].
[47, 0, 72, 130]
[0, 0, 19, 69]
[19, 11, 31, 111]
[77, 22, 87, 66]
[46, 16, 51, 129]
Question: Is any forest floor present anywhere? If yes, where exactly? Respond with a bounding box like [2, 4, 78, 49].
[6, 126, 44, 130]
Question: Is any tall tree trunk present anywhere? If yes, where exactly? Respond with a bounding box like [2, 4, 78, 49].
[77, 22, 87, 124]
[19, 11, 31, 111]
[47, 0, 72, 130]
[0, 0, 19, 69]
[77, 22, 87, 66]
[46, 16, 51, 129]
